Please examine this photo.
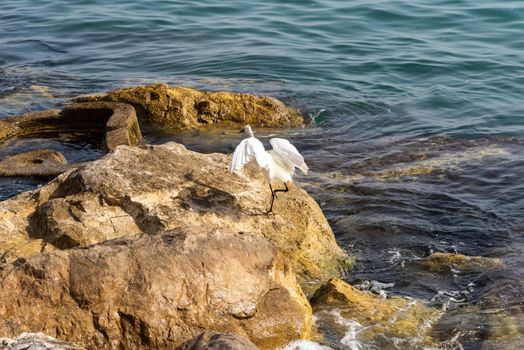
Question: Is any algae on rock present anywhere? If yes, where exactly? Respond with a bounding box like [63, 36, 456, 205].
[423, 252, 503, 273]
[311, 278, 443, 349]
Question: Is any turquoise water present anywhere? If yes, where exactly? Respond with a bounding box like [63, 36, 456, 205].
[2, 0, 524, 137]
[1, 1, 524, 349]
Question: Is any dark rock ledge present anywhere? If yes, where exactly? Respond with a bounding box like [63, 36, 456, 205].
[0, 101, 142, 178]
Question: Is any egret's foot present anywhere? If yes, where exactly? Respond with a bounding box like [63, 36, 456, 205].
[263, 208, 276, 216]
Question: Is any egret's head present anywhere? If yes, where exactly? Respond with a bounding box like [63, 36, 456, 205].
[240, 125, 254, 137]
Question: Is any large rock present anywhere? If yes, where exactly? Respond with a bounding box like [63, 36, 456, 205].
[0, 229, 310, 350]
[0, 142, 351, 285]
[0, 142, 352, 349]
[0, 192, 56, 263]
[75, 84, 303, 128]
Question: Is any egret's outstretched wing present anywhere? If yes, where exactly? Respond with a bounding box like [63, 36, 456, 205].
[269, 138, 308, 174]
[230, 137, 269, 173]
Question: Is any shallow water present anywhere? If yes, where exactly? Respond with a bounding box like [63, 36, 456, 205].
[1, 0, 524, 348]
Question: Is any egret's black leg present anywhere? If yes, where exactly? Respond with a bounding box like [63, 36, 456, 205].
[274, 182, 289, 194]
[265, 182, 289, 214]
[266, 183, 276, 214]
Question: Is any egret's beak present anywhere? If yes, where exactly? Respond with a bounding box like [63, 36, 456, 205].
[238, 129, 244, 133]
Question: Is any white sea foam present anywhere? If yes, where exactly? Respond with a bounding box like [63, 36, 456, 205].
[328, 309, 364, 350]
[279, 340, 332, 350]
[388, 248, 402, 264]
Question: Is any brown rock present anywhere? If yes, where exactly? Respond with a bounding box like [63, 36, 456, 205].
[60, 102, 142, 151]
[423, 252, 504, 272]
[0, 229, 311, 349]
[175, 331, 258, 350]
[75, 84, 303, 128]
[29, 195, 142, 249]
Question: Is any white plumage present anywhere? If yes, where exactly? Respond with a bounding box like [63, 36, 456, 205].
[230, 125, 308, 213]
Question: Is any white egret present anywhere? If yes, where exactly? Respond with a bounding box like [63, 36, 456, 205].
[230, 125, 308, 214]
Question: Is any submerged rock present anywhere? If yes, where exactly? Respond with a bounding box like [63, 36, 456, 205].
[280, 340, 332, 350]
[175, 331, 258, 350]
[311, 278, 442, 349]
[75, 84, 303, 128]
[436, 305, 524, 350]
[423, 252, 504, 273]
[0, 142, 352, 349]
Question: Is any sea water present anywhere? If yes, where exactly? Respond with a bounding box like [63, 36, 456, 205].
[1, 1, 523, 348]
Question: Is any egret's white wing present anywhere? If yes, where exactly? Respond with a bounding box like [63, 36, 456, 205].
[230, 137, 270, 173]
[269, 138, 308, 174]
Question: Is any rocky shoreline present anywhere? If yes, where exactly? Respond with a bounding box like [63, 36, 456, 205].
[0, 84, 482, 349]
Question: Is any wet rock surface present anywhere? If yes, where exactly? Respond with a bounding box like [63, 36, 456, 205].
[436, 304, 524, 350]
[0, 102, 141, 152]
[0, 102, 142, 181]
[175, 331, 258, 350]
[75, 84, 304, 128]
[0, 142, 352, 349]
[311, 278, 442, 349]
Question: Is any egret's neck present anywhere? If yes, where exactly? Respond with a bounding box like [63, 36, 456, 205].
[246, 126, 254, 138]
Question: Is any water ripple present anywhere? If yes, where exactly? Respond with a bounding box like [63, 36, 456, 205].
[2, 1, 524, 348]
